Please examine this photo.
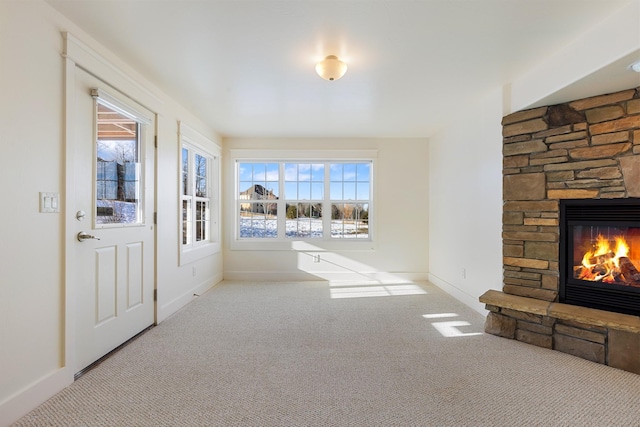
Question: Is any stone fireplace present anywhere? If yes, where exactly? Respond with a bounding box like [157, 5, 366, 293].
[480, 86, 640, 374]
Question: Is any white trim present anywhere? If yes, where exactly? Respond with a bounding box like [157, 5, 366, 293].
[224, 270, 428, 283]
[63, 47, 78, 390]
[92, 87, 155, 230]
[157, 274, 222, 323]
[230, 148, 377, 160]
[230, 150, 377, 251]
[63, 33, 162, 109]
[92, 88, 153, 125]
[428, 273, 489, 315]
[179, 121, 222, 155]
[230, 239, 376, 252]
[178, 122, 222, 265]
[180, 240, 221, 265]
[0, 368, 72, 426]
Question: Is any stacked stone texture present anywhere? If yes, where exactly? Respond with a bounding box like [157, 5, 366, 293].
[490, 87, 640, 369]
[503, 87, 640, 302]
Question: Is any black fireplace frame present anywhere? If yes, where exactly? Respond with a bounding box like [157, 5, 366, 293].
[559, 198, 640, 316]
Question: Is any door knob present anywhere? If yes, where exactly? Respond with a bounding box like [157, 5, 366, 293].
[77, 231, 101, 242]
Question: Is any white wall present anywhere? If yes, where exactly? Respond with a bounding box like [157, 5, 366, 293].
[223, 138, 429, 283]
[427, 0, 640, 315]
[155, 121, 224, 324]
[0, 2, 222, 424]
[510, 0, 640, 112]
[427, 90, 505, 313]
[0, 2, 67, 420]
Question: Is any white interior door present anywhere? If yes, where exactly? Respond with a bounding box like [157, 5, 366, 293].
[73, 68, 155, 373]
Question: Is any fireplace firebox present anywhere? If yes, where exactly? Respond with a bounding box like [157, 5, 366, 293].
[560, 198, 640, 316]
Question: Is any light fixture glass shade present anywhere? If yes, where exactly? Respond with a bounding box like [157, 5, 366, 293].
[315, 55, 347, 81]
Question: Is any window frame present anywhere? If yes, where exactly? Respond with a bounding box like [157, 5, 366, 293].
[179, 122, 221, 265]
[231, 149, 376, 252]
[92, 88, 152, 229]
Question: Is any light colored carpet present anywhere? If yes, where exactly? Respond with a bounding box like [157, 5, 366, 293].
[13, 281, 640, 426]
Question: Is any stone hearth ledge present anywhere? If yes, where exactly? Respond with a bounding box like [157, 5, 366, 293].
[479, 289, 640, 333]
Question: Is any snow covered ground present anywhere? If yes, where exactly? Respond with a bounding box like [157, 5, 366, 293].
[96, 200, 138, 224]
[240, 216, 368, 239]
[93, 203, 368, 239]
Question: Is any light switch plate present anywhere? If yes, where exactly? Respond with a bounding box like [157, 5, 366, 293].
[40, 192, 60, 213]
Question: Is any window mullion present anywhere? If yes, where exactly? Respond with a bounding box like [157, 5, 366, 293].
[277, 199, 285, 239]
[278, 162, 286, 239]
[323, 162, 331, 240]
[206, 156, 212, 242]
[189, 150, 196, 246]
[182, 147, 192, 249]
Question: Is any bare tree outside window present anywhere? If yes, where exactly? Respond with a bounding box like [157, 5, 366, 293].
[182, 145, 213, 248]
[238, 161, 371, 240]
[95, 102, 141, 225]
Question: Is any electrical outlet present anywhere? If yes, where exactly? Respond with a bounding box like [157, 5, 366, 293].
[461, 268, 466, 279]
[313, 254, 321, 263]
[192, 266, 197, 277]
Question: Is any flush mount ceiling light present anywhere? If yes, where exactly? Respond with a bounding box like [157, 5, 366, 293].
[315, 55, 348, 81]
[628, 60, 640, 73]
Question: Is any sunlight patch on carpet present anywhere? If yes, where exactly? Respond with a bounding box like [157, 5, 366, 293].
[330, 283, 427, 299]
[423, 313, 483, 337]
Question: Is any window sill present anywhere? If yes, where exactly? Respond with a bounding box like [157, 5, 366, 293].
[230, 239, 375, 252]
[180, 241, 221, 265]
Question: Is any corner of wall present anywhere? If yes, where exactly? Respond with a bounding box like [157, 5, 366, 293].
[509, 1, 640, 112]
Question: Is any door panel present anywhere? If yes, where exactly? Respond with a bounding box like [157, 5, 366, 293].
[73, 68, 155, 373]
[96, 246, 117, 325]
[126, 242, 144, 309]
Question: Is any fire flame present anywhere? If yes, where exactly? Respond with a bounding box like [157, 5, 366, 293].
[580, 235, 629, 283]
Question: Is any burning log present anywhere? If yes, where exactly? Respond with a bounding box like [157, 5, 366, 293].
[593, 264, 609, 277]
[575, 264, 610, 281]
[619, 257, 640, 285]
[586, 251, 615, 266]
[573, 234, 640, 286]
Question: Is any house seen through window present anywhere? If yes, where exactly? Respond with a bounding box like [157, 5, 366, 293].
[237, 161, 371, 240]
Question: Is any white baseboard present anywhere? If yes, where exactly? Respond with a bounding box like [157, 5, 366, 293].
[223, 270, 428, 283]
[0, 367, 73, 427]
[428, 273, 488, 315]
[157, 273, 223, 323]
[223, 270, 320, 282]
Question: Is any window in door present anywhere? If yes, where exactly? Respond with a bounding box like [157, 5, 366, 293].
[94, 90, 149, 226]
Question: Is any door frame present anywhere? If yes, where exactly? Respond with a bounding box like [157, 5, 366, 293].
[63, 32, 160, 380]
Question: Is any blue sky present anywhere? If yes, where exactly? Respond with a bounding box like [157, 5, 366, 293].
[97, 139, 137, 162]
[238, 162, 371, 201]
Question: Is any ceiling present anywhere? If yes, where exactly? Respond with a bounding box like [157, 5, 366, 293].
[45, 0, 639, 139]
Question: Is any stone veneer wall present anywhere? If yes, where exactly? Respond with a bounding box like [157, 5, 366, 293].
[481, 86, 640, 374]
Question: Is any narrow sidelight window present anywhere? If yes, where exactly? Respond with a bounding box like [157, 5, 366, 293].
[182, 146, 213, 247]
